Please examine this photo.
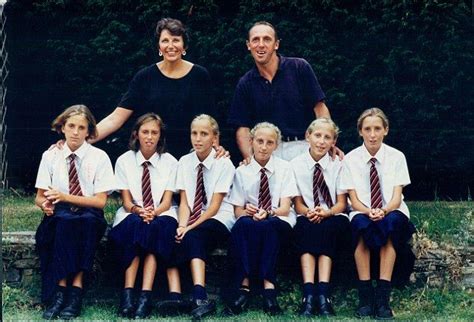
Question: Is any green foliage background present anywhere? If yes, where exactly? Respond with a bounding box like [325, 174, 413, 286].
[6, 0, 474, 199]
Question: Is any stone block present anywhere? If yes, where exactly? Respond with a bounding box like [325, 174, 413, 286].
[5, 268, 21, 283]
[13, 258, 39, 269]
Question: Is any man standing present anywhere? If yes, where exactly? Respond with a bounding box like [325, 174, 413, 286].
[228, 21, 339, 161]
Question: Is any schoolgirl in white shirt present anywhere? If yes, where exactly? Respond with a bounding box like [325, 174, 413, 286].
[226, 122, 298, 316]
[172, 114, 235, 319]
[291, 118, 349, 317]
[108, 113, 182, 318]
[35, 105, 114, 320]
[340, 108, 415, 319]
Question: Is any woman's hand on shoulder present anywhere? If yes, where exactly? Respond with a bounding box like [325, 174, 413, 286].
[213, 145, 230, 159]
[329, 145, 344, 161]
[239, 156, 252, 166]
[48, 139, 65, 151]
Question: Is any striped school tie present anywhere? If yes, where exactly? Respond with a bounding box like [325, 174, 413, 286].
[313, 164, 334, 208]
[258, 168, 272, 211]
[188, 163, 206, 225]
[141, 161, 154, 208]
[370, 158, 383, 209]
[68, 154, 83, 196]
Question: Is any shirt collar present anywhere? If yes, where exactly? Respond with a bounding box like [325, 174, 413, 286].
[250, 54, 286, 79]
[191, 149, 216, 170]
[250, 155, 275, 175]
[304, 149, 330, 170]
[361, 143, 386, 165]
[135, 150, 160, 168]
[63, 142, 89, 160]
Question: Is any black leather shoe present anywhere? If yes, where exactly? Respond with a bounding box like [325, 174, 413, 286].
[156, 298, 193, 315]
[134, 291, 153, 319]
[225, 291, 250, 315]
[375, 303, 394, 320]
[317, 294, 335, 316]
[355, 284, 374, 318]
[299, 294, 316, 317]
[263, 297, 282, 316]
[374, 286, 393, 320]
[118, 288, 135, 318]
[59, 287, 83, 320]
[190, 298, 216, 319]
[42, 286, 67, 319]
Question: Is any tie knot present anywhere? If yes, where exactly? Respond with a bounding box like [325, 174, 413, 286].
[315, 163, 321, 170]
[198, 163, 205, 170]
[142, 161, 151, 168]
[68, 154, 76, 162]
[260, 168, 267, 175]
[370, 158, 377, 166]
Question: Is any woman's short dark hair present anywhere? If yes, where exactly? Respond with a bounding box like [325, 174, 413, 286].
[156, 18, 189, 48]
[51, 104, 98, 140]
[129, 113, 167, 154]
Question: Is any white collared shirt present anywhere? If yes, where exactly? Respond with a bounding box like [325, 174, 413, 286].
[113, 150, 179, 226]
[340, 143, 411, 220]
[176, 149, 236, 231]
[228, 155, 298, 227]
[35, 142, 115, 196]
[291, 151, 347, 217]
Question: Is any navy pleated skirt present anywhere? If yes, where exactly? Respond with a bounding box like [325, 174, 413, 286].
[176, 218, 229, 263]
[108, 214, 177, 271]
[351, 210, 416, 285]
[230, 216, 292, 285]
[294, 215, 350, 259]
[35, 204, 107, 304]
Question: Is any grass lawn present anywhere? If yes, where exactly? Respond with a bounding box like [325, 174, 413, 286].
[2, 193, 473, 320]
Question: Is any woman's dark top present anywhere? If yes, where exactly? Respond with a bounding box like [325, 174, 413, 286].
[118, 63, 216, 157]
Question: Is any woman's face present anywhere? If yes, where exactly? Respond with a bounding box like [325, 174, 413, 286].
[306, 123, 336, 161]
[158, 29, 185, 62]
[359, 116, 388, 155]
[137, 120, 161, 156]
[62, 114, 89, 151]
[191, 119, 217, 160]
[252, 127, 278, 166]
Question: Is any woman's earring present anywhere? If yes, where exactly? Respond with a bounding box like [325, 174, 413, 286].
[182, 50, 186, 56]
[159, 51, 163, 56]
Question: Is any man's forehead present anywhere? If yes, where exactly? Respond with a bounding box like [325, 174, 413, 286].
[248, 24, 276, 39]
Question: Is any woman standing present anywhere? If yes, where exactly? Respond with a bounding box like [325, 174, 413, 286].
[92, 18, 221, 158]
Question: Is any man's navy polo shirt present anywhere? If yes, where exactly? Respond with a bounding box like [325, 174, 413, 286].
[228, 55, 326, 138]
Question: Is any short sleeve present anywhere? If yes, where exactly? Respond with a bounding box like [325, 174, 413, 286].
[280, 166, 298, 198]
[175, 160, 186, 191]
[394, 154, 411, 187]
[93, 153, 115, 194]
[298, 59, 326, 108]
[114, 157, 130, 191]
[165, 160, 179, 192]
[228, 171, 246, 207]
[213, 161, 235, 194]
[228, 79, 252, 128]
[335, 165, 347, 195]
[339, 161, 355, 191]
[35, 151, 52, 190]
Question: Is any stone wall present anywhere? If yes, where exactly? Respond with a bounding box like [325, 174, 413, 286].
[3, 231, 473, 291]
